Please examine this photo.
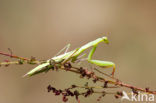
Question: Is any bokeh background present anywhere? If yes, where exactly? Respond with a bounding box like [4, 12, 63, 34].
[0, 0, 156, 103]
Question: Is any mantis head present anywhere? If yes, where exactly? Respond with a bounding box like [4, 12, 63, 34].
[102, 37, 109, 44]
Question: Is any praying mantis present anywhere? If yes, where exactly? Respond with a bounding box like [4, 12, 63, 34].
[24, 37, 116, 77]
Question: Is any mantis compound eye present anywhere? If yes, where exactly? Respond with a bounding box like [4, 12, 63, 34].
[102, 37, 109, 44]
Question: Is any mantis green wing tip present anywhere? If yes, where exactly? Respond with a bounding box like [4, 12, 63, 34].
[22, 72, 32, 77]
[23, 62, 50, 77]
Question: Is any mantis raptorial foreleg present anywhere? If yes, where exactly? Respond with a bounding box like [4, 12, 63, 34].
[87, 45, 116, 76]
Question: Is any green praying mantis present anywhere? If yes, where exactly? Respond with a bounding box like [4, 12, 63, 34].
[24, 36, 116, 77]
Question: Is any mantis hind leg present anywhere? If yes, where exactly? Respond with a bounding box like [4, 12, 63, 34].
[55, 44, 71, 57]
[87, 45, 116, 76]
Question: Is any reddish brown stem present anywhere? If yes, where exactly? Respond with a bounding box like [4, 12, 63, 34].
[0, 51, 30, 61]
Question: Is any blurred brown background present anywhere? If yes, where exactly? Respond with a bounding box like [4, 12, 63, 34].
[0, 0, 156, 103]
